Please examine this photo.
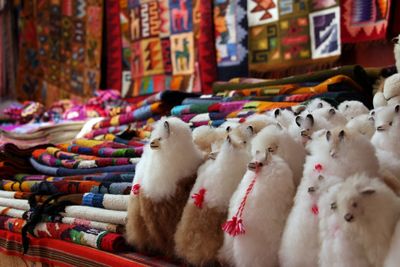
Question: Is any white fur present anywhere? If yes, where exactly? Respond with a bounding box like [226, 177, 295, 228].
[251, 125, 306, 186]
[272, 108, 295, 129]
[245, 113, 277, 133]
[336, 174, 400, 267]
[383, 74, 400, 102]
[338, 100, 369, 120]
[288, 112, 329, 145]
[373, 92, 388, 109]
[384, 219, 400, 267]
[346, 114, 375, 139]
[220, 154, 295, 267]
[189, 134, 251, 210]
[395, 34, 400, 73]
[318, 182, 371, 267]
[279, 127, 379, 267]
[192, 125, 226, 155]
[141, 117, 203, 201]
[375, 149, 400, 179]
[312, 107, 347, 127]
[305, 98, 333, 113]
[371, 105, 400, 153]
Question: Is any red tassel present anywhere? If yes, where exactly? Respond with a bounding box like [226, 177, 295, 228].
[131, 184, 140, 195]
[192, 188, 206, 208]
[314, 163, 323, 172]
[222, 216, 245, 236]
[311, 203, 319, 216]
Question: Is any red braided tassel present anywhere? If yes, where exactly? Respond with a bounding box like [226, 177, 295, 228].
[311, 203, 319, 216]
[192, 188, 206, 208]
[131, 184, 141, 195]
[222, 216, 245, 236]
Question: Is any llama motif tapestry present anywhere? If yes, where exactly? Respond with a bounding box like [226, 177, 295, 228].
[341, 0, 392, 43]
[214, 0, 249, 81]
[248, 0, 340, 72]
[128, 0, 213, 96]
[16, 0, 104, 104]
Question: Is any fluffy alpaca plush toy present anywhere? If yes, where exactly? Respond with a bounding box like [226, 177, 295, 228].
[279, 127, 379, 267]
[219, 151, 295, 267]
[373, 92, 388, 109]
[192, 125, 226, 156]
[174, 129, 252, 266]
[346, 114, 375, 139]
[318, 182, 371, 267]
[383, 74, 400, 106]
[251, 124, 306, 187]
[244, 113, 277, 133]
[304, 98, 333, 113]
[385, 219, 400, 266]
[338, 100, 369, 120]
[271, 108, 295, 129]
[125, 117, 203, 258]
[371, 105, 400, 177]
[288, 113, 328, 145]
[312, 107, 347, 127]
[335, 173, 400, 267]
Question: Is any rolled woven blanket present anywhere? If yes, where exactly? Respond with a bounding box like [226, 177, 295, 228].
[61, 217, 123, 233]
[0, 206, 25, 218]
[62, 205, 127, 225]
[0, 197, 29, 210]
[82, 193, 128, 211]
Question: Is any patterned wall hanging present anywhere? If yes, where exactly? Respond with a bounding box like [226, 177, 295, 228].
[341, 0, 392, 43]
[248, 0, 340, 72]
[119, 0, 132, 97]
[16, 1, 43, 102]
[127, 0, 212, 97]
[214, 0, 249, 81]
[105, 0, 122, 92]
[16, 0, 104, 105]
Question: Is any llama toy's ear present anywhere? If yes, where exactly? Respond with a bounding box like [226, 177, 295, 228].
[226, 126, 231, 133]
[295, 116, 303, 127]
[361, 188, 376, 195]
[395, 105, 400, 113]
[326, 130, 331, 141]
[274, 109, 281, 118]
[328, 108, 336, 116]
[338, 130, 346, 141]
[317, 102, 323, 108]
[306, 114, 314, 126]
[164, 121, 170, 136]
[226, 135, 232, 144]
[247, 125, 254, 136]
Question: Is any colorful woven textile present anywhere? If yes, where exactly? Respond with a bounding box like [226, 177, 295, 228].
[214, 0, 249, 81]
[105, 0, 123, 92]
[126, 0, 208, 96]
[0, 230, 178, 266]
[29, 158, 136, 177]
[82, 193, 128, 211]
[0, 206, 25, 218]
[32, 149, 135, 169]
[0, 217, 127, 253]
[61, 206, 127, 225]
[0, 198, 29, 211]
[93, 102, 166, 129]
[16, 0, 104, 103]
[341, 0, 392, 43]
[57, 144, 143, 158]
[248, 0, 341, 71]
[60, 217, 123, 233]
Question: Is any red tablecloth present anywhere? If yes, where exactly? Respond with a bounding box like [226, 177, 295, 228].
[0, 230, 178, 267]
